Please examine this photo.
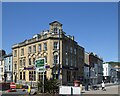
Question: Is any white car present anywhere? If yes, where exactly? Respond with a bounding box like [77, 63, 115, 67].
[30, 87, 38, 95]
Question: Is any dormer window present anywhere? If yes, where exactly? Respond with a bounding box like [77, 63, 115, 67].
[53, 27, 58, 33]
[49, 21, 62, 34]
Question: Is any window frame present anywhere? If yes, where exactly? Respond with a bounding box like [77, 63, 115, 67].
[38, 44, 42, 51]
[21, 48, 24, 56]
[33, 45, 36, 53]
[44, 43, 47, 51]
[23, 72, 25, 80]
[28, 46, 32, 53]
[54, 42, 58, 50]
[20, 60, 22, 67]
[14, 50, 17, 57]
[33, 58, 35, 65]
[54, 55, 58, 64]
[20, 72, 22, 80]
[29, 58, 31, 65]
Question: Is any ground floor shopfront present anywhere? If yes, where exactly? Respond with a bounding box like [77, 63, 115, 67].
[13, 67, 84, 86]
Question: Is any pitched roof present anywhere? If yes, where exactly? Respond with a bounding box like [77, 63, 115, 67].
[49, 21, 62, 26]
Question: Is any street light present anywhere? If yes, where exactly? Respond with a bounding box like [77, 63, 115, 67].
[30, 74, 33, 88]
[13, 71, 17, 83]
[58, 29, 60, 80]
[4, 66, 7, 82]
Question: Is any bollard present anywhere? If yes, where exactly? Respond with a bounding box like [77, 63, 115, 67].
[71, 87, 73, 96]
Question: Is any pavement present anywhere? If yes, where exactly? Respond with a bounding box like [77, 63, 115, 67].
[82, 82, 119, 90]
[82, 85, 120, 96]
[0, 82, 119, 96]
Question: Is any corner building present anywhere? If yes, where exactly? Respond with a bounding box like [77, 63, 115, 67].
[12, 21, 84, 85]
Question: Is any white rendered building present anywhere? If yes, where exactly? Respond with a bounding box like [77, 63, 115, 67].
[103, 63, 117, 83]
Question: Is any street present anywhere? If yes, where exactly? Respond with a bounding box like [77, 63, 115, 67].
[0, 89, 28, 96]
[0, 84, 119, 96]
[82, 85, 119, 96]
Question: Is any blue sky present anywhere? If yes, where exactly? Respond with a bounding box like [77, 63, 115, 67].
[2, 2, 118, 62]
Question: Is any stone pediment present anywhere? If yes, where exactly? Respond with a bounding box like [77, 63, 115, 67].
[49, 21, 62, 26]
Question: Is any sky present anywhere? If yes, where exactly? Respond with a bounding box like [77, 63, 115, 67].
[2, 2, 118, 62]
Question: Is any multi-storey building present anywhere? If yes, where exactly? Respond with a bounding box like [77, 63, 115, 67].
[103, 63, 117, 83]
[97, 56, 104, 83]
[4, 53, 13, 82]
[89, 52, 103, 84]
[0, 50, 6, 82]
[0, 50, 6, 58]
[12, 21, 84, 85]
[0, 58, 4, 82]
[114, 65, 120, 82]
[84, 52, 90, 84]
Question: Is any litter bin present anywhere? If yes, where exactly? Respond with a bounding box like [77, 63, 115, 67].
[74, 80, 80, 87]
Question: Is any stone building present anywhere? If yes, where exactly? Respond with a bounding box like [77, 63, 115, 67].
[84, 52, 90, 84]
[12, 21, 84, 85]
[4, 53, 13, 82]
[89, 52, 103, 84]
[0, 50, 6, 82]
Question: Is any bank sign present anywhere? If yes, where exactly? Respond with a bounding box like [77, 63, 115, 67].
[35, 58, 46, 72]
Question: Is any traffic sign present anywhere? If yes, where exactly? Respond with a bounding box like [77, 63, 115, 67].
[35, 58, 45, 68]
[35, 58, 46, 72]
[24, 67, 35, 70]
[36, 67, 46, 72]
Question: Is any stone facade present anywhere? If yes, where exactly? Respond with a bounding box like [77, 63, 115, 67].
[84, 52, 90, 84]
[89, 52, 103, 84]
[12, 21, 84, 85]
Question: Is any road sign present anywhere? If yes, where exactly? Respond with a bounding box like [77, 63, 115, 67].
[35, 58, 45, 68]
[36, 67, 46, 72]
[45, 65, 50, 69]
[24, 67, 35, 70]
[35, 58, 46, 93]
[35, 58, 46, 72]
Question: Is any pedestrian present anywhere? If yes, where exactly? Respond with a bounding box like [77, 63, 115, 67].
[80, 83, 83, 93]
[28, 85, 31, 95]
[101, 81, 105, 91]
[85, 81, 88, 91]
[86, 83, 89, 91]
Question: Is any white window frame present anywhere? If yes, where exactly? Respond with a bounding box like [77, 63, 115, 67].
[44, 43, 47, 51]
[54, 42, 58, 49]
[38, 44, 42, 51]
[33, 45, 36, 53]
[54, 55, 58, 64]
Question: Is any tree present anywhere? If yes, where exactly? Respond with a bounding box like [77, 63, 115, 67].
[106, 62, 120, 67]
[38, 79, 60, 93]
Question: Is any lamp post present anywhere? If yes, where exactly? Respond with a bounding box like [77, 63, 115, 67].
[58, 29, 60, 80]
[13, 71, 17, 83]
[30, 74, 33, 88]
[4, 66, 7, 82]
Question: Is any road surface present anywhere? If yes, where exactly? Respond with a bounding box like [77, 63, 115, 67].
[82, 85, 120, 96]
[0, 84, 119, 96]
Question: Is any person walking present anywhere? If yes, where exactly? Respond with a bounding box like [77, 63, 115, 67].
[80, 83, 83, 93]
[101, 81, 106, 91]
[28, 85, 31, 95]
[85, 81, 89, 91]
